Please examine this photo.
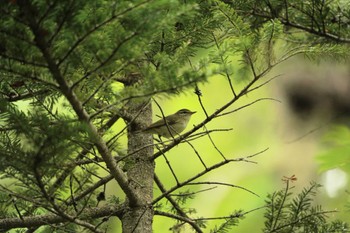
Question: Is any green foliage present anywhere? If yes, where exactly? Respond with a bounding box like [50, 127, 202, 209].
[317, 125, 350, 173]
[232, 0, 350, 39]
[263, 180, 349, 233]
[210, 211, 244, 233]
[0, 0, 211, 112]
[0, 0, 227, 231]
[1, 0, 350, 232]
[231, 0, 350, 69]
[303, 44, 350, 62]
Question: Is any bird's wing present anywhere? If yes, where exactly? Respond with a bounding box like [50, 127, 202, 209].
[143, 118, 177, 131]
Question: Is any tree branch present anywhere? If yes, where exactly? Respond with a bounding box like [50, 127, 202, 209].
[154, 174, 203, 233]
[0, 205, 123, 231]
[152, 148, 267, 204]
[250, 10, 350, 43]
[17, 0, 139, 206]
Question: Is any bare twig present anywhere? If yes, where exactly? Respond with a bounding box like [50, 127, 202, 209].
[216, 97, 281, 118]
[187, 181, 259, 197]
[154, 210, 201, 231]
[154, 174, 203, 233]
[203, 125, 227, 160]
[194, 205, 266, 221]
[155, 144, 180, 184]
[153, 148, 267, 204]
[170, 186, 218, 197]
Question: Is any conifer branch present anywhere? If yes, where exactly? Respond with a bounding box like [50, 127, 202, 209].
[187, 181, 259, 197]
[247, 1, 350, 43]
[152, 63, 273, 160]
[16, 0, 139, 206]
[1, 1, 349, 232]
[154, 174, 203, 233]
[0, 205, 123, 231]
[152, 148, 266, 204]
[154, 210, 202, 231]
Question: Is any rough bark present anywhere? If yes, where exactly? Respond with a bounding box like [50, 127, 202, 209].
[122, 100, 154, 233]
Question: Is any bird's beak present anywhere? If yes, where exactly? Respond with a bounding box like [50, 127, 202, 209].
[190, 111, 196, 115]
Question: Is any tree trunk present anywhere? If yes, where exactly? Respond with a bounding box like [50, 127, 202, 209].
[122, 100, 154, 233]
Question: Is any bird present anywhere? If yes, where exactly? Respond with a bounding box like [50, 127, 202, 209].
[143, 109, 196, 138]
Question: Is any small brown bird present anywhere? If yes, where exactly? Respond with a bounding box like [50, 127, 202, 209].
[143, 109, 196, 138]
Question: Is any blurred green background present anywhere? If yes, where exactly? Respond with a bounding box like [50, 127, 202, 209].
[103, 55, 350, 232]
[149, 56, 350, 232]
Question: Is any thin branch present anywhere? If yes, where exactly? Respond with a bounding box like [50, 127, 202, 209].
[152, 148, 267, 204]
[0, 29, 36, 46]
[153, 98, 177, 139]
[0, 184, 53, 212]
[88, 79, 197, 120]
[154, 210, 201, 230]
[47, 0, 75, 44]
[0, 205, 123, 230]
[170, 186, 218, 197]
[178, 128, 233, 142]
[216, 98, 281, 118]
[203, 125, 227, 160]
[187, 181, 259, 197]
[195, 205, 266, 221]
[0, 65, 59, 89]
[0, 53, 48, 68]
[71, 128, 233, 168]
[17, 0, 138, 206]
[272, 178, 291, 230]
[149, 44, 302, 161]
[81, 76, 116, 106]
[5, 90, 51, 102]
[67, 174, 114, 206]
[270, 210, 340, 233]
[73, 32, 138, 89]
[252, 11, 350, 43]
[163, 155, 180, 184]
[154, 205, 266, 231]
[151, 66, 271, 160]
[151, 50, 288, 161]
[153, 175, 203, 233]
[194, 84, 209, 118]
[212, 32, 236, 97]
[246, 74, 282, 95]
[246, 49, 258, 79]
[58, 0, 153, 66]
[184, 138, 208, 169]
[37, 0, 59, 25]
[33, 149, 103, 233]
